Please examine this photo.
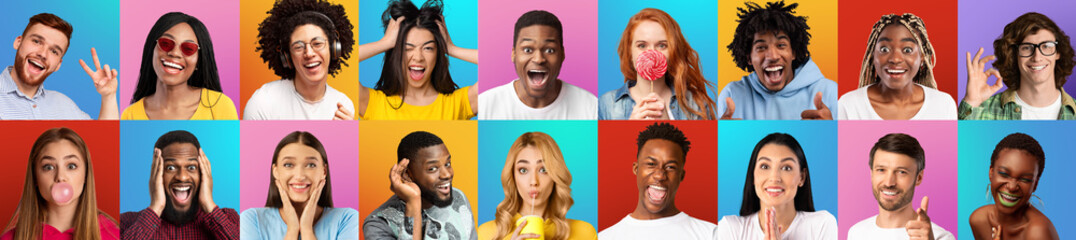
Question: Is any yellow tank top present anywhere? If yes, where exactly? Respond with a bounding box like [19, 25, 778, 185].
[362, 86, 475, 120]
[121, 88, 238, 120]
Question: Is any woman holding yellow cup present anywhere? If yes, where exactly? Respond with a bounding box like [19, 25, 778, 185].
[477, 132, 597, 240]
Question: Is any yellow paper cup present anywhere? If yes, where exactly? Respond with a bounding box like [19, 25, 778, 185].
[514, 215, 545, 240]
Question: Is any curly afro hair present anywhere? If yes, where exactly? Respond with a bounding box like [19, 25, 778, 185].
[257, 0, 355, 80]
[727, 1, 812, 72]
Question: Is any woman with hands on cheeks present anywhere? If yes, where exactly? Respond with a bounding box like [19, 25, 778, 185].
[241, 131, 358, 240]
[717, 133, 836, 240]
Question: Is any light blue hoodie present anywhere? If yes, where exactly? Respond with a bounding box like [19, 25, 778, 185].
[716, 58, 837, 120]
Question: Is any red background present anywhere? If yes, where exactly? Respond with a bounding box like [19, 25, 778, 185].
[0, 121, 120, 227]
[837, 0, 959, 102]
[596, 121, 718, 230]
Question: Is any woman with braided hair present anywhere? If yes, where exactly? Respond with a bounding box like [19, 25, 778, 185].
[837, 13, 957, 120]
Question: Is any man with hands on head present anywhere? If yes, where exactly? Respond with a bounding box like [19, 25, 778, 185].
[848, 133, 953, 240]
[364, 131, 476, 240]
[2, 13, 119, 120]
[120, 130, 239, 240]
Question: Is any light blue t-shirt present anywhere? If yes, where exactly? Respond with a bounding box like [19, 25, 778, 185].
[240, 207, 359, 240]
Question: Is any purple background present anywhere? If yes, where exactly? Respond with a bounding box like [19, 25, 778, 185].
[239, 121, 359, 212]
[119, 0, 240, 111]
[837, 121, 959, 240]
[957, 0, 1076, 101]
[476, 0, 598, 95]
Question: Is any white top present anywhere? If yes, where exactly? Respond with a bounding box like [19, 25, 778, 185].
[717, 210, 837, 240]
[837, 84, 957, 120]
[847, 215, 954, 240]
[1014, 92, 1061, 120]
[478, 80, 597, 120]
[598, 212, 716, 240]
[243, 79, 355, 120]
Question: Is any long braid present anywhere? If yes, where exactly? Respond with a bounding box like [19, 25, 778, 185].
[859, 13, 937, 89]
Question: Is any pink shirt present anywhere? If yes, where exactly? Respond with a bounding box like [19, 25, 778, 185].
[0, 214, 119, 240]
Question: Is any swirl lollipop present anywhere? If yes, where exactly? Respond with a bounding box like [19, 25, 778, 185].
[635, 49, 667, 93]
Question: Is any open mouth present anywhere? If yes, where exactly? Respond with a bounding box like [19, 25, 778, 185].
[998, 190, 1021, 207]
[437, 182, 451, 195]
[765, 186, 785, 197]
[289, 182, 311, 194]
[171, 184, 192, 204]
[646, 185, 667, 205]
[409, 66, 426, 81]
[880, 189, 900, 199]
[27, 58, 46, 74]
[762, 65, 785, 85]
[304, 61, 322, 69]
[1029, 64, 1047, 71]
[161, 58, 185, 74]
[526, 69, 548, 88]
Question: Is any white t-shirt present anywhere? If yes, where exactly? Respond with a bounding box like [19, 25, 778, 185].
[478, 80, 597, 120]
[717, 210, 837, 240]
[837, 84, 957, 120]
[598, 212, 717, 240]
[243, 79, 355, 120]
[847, 215, 955, 240]
[1014, 92, 1061, 120]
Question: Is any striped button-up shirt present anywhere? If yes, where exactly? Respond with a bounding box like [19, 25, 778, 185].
[0, 66, 91, 119]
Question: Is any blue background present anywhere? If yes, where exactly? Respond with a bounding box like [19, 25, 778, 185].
[957, 121, 1076, 238]
[596, 0, 718, 99]
[717, 120, 839, 218]
[0, 0, 120, 118]
[119, 120, 241, 213]
[359, 0, 478, 90]
[476, 121, 598, 227]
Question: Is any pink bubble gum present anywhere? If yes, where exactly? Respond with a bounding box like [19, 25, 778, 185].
[635, 50, 667, 81]
[52, 182, 73, 204]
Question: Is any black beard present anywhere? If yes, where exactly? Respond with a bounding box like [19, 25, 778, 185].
[420, 185, 453, 208]
[162, 196, 200, 226]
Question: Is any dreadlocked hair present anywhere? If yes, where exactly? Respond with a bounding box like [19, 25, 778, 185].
[858, 13, 937, 88]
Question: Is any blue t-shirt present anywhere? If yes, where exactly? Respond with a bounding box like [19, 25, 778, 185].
[240, 207, 359, 240]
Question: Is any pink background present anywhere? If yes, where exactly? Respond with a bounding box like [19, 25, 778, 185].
[837, 121, 959, 240]
[476, 0, 598, 94]
[239, 121, 359, 212]
[119, 0, 240, 111]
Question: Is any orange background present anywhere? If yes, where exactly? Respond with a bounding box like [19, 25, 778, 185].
[837, 0, 959, 101]
[358, 121, 478, 237]
[717, 0, 839, 90]
[238, 0, 360, 119]
[0, 121, 120, 227]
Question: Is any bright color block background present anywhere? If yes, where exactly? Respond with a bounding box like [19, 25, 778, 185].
[358, 120, 478, 237]
[597, 120, 718, 230]
[717, 0, 839, 90]
[118, 0, 240, 111]
[837, 0, 959, 102]
[957, 0, 1076, 101]
[597, 1, 719, 101]
[0, 121, 121, 225]
[119, 120, 241, 213]
[958, 121, 1076, 238]
[359, 0, 478, 91]
[0, 0, 120, 118]
[837, 121, 959, 240]
[476, 0, 598, 95]
[717, 120, 838, 219]
[238, 0, 360, 119]
[238, 121, 359, 212]
[475, 121, 598, 228]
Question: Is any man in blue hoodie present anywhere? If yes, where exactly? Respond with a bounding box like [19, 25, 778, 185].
[718, 1, 837, 120]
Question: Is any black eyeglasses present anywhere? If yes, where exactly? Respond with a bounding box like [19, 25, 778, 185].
[1016, 41, 1058, 57]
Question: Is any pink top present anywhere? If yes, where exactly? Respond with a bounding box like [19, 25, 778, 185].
[0, 214, 119, 240]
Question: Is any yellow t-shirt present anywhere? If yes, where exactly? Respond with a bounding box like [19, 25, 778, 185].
[361, 86, 475, 120]
[477, 214, 597, 240]
[121, 89, 238, 120]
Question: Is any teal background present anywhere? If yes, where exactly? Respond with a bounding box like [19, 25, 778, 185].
[0, 0, 120, 118]
[476, 120, 598, 228]
[597, 0, 718, 100]
[958, 121, 1076, 238]
[717, 120, 839, 219]
[359, 0, 478, 90]
[119, 120, 241, 213]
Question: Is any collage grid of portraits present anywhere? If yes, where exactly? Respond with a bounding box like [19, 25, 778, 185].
[1, 0, 1076, 240]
